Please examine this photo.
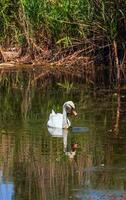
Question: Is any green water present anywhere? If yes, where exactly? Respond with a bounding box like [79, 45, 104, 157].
[0, 86, 126, 200]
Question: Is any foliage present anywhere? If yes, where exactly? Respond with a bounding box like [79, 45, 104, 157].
[0, 0, 126, 85]
[0, 0, 125, 46]
[57, 79, 75, 93]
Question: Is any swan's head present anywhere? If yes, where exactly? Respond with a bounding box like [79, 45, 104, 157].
[63, 101, 77, 116]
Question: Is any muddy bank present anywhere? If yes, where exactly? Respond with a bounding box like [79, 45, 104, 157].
[0, 48, 95, 87]
[0, 47, 126, 88]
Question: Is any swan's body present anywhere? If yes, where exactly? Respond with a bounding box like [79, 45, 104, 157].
[47, 110, 71, 129]
[47, 126, 68, 137]
[47, 101, 77, 129]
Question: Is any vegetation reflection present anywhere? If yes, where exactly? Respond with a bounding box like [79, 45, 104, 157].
[0, 85, 126, 199]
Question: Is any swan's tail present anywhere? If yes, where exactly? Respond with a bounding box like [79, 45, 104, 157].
[51, 109, 56, 115]
[49, 109, 56, 119]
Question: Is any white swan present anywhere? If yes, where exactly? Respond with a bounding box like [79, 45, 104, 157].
[47, 101, 77, 129]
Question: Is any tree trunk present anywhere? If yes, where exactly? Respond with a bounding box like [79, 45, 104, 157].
[0, 49, 5, 63]
[113, 41, 120, 88]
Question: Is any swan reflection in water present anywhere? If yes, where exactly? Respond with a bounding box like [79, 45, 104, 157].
[48, 127, 78, 160]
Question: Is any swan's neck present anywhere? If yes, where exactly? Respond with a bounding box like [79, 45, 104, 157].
[62, 106, 69, 128]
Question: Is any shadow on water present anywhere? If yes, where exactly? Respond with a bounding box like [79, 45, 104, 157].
[72, 127, 89, 133]
[0, 75, 126, 199]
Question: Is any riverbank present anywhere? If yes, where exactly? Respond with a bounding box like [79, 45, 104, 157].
[0, 47, 95, 86]
[1, 1, 126, 87]
[1, 46, 126, 88]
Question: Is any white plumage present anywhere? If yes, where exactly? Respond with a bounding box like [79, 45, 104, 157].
[47, 101, 77, 129]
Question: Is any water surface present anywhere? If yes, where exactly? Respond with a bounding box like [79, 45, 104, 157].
[0, 86, 126, 200]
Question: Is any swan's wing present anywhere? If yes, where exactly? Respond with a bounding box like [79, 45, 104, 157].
[47, 113, 63, 128]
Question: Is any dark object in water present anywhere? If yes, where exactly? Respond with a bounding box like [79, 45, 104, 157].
[72, 127, 89, 133]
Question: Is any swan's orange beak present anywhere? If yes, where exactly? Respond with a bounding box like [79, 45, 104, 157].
[72, 110, 77, 116]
